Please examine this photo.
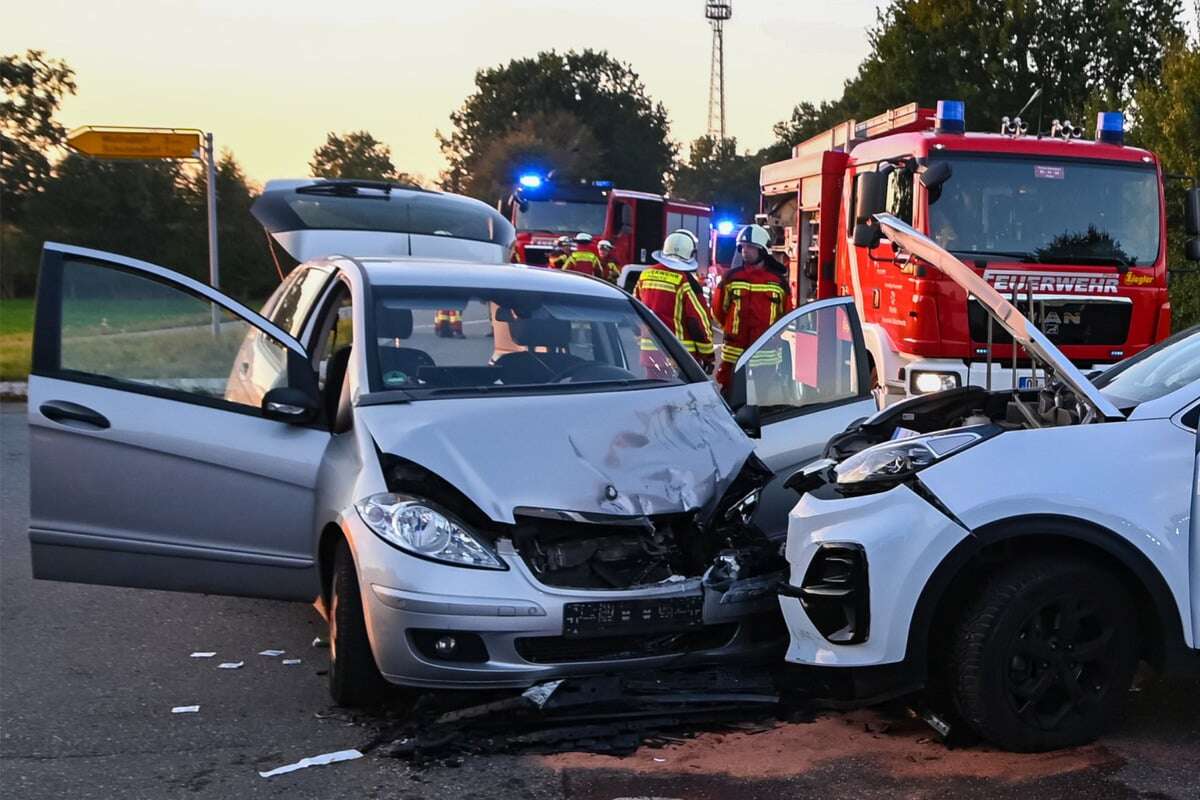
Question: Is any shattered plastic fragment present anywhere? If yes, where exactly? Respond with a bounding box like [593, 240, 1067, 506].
[218, 661, 244, 670]
[312, 637, 329, 648]
[171, 705, 200, 714]
[521, 679, 564, 709]
[190, 652, 216, 658]
[282, 659, 302, 665]
[257, 649, 286, 657]
[258, 748, 363, 778]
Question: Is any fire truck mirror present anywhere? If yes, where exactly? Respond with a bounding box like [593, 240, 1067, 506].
[853, 222, 883, 249]
[1185, 188, 1200, 236]
[855, 173, 886, 224]
[919, 161, 953, 192]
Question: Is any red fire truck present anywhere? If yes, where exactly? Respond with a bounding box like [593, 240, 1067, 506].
[501, 175, 712, 271]
[759, 100, 1198, 399]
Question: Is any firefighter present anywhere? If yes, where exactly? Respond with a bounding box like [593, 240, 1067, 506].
[434, 309, 464, 338]
[710, 224, 792, 394]
[560, 232, 604, 278]
[597, 239, 621, 283]
[634, 230, 715, 373]
[548, 236, 571, 269]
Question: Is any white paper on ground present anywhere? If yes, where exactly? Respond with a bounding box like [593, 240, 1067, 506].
[218, 661, 244, 669]
[281, 659, 302, 665]
[190, 652, 216, 658]
[171, 705, 200, 714]
[257, 649, 286, 657]
[258, 749, 363, 778]
[312, 637, 329, 648]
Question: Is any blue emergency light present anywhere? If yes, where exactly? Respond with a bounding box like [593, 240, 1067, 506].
[716, 220, 735, 236]
[518, 173, 543, 189]
[1095, 111, 1125, 145]
[935, 100, 966, 134]
[592, 180, 613, 188]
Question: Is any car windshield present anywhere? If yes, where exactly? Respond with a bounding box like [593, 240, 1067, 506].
[368, 287, 688, 398]
[1094, 327, 1200, 408]
[515, 201, 607, 234]
[928, 155, 1160, 266]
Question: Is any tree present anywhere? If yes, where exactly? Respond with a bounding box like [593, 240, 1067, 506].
[1, 50, 76, 221]
[309, 130, 417, 184]
[439, 50, 676, 198]
[771, 0, 1185, 150]
[671, 136, 763, 223]
[459, 110, 602, 202]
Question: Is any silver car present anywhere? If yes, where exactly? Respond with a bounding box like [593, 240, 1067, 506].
[28, 182, 876, 705]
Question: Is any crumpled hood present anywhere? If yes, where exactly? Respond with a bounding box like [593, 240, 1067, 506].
[356, 382, 754, 524]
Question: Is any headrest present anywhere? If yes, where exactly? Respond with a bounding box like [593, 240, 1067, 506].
[378, 306, 413, 339]
[508, 318, 571, 348]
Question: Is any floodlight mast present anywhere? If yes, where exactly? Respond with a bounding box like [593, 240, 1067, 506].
[706, 1, 732, 141]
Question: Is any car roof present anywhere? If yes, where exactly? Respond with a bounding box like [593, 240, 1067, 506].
[333, 257, 631, 299]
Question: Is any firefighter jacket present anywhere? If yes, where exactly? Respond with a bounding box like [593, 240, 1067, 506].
[599, 256, 621, 283]
[561, 246, 604, 278]
[711, 257, 792, 367]
[634, 266, 714, 359]
[548, 252, 569, 269]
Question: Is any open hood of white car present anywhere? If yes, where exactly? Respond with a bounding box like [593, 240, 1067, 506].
[874, 213, 1124, 422]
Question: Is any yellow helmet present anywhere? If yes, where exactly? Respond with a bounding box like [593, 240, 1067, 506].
[652, 229, 699, 271]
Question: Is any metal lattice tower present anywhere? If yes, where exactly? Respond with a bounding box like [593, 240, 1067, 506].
[705, 1, 732, 140]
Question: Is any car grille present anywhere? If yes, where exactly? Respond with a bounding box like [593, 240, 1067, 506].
[515, 623, 738, 664]
[969, 297, 1131, 346]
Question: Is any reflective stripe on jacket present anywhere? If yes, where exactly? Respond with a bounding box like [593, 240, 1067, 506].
[711, 263, 791, 364]
[562, 249, 604, 278]
[634, 266, 714, 356]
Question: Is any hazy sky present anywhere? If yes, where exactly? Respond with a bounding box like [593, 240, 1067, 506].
[6, 1, 887, 186]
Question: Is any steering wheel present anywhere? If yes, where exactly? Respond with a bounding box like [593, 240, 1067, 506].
[553, 362, 638, 383]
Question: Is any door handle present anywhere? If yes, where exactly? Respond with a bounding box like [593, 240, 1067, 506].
[39, 401, 111, 430]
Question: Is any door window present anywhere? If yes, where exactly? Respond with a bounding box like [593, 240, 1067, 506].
[886, 163, 914, 224]
[315, 288, 355, 394]
[738, 302, 862, 417]
[267, 266, 333, 337]
[50, 257, 291, 411]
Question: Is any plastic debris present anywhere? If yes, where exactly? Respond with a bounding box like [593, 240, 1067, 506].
[258, 748, 363, 778]
[257, 649, 286, 657]
[172, 705, 200, 714]
[282, 659, 302, 665]
[312, 637, 329, 649]
[218, 661, 244, 670]
[190, 652, 216, 658]
[521, 679, 564, 709]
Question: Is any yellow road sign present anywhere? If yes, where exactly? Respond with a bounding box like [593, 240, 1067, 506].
[67, 127, 202, 160]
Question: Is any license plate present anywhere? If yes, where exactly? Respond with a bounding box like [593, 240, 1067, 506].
[1018, 376, 1044, 390]
[562, 596, 704, 638]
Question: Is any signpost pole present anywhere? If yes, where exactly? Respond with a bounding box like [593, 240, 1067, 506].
[204, 132, 221, 335]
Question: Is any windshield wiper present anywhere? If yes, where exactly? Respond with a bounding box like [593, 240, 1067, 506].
[296, 179, 425, 197]
[950, 249, 1039, 263]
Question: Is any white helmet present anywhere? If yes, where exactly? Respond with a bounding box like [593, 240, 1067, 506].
[597, 239, 613, 251]
[652, 229, 699, 271]
[736, 224, 771, 252]
[573, 231, 593, 244]
[556, 235, 571, 249]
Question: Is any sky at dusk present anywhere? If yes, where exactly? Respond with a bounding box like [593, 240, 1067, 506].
[6, 1, 887, 186]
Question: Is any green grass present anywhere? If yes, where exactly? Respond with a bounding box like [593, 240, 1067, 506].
[0, 298, 34, 381]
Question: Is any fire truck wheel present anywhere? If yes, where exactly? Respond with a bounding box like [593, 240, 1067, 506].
[949, 557, 1137, 752]
[329, 539, 393, 707]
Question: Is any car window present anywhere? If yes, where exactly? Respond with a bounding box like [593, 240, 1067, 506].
[267, 266, 332, 337]
[1095, 327, 1200, 407]
[367, 287, 687, 398]
[57, 258, 290, 411]
[742, 302, 861, 416]
[315, 288, 355, 394]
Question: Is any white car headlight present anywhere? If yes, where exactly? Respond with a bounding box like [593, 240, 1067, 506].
[835, 431, 982, 486]
[355, 493, 505, 569]
[911, 370, 961, 394]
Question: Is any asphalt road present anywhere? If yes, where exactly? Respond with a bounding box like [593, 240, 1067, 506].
[2, 403, 1198, 799]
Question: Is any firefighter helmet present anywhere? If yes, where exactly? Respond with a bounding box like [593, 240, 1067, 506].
[736, 224, 771, 253]
[574, 232, 593, 244]
[652, 229, 699, 271]
[597, 239, 613, 251]
[556, 235, 571, 249]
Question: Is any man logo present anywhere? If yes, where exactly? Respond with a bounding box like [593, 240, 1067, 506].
[1040, 310, 1081, 335]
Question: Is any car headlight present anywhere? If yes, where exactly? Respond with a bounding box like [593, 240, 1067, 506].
[910, 370, 961, 394]
[835, 431, 982, 487]
[355, 493, 505, 569]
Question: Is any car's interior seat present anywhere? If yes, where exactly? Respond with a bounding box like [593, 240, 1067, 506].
[377, 307, 434, 384]
[494, 314, 584, 384]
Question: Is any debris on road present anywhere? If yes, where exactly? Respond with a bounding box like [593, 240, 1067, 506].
[258, 748, 364, 778]
[218, 661, 244, 670]
[376, 666, 811, 762]
[257, 649, 286, 657]
[312, 637, 329, 648]
[189, 652, 216, 658]
[282, 659, 303, 665]
[171, 705, 200, 714]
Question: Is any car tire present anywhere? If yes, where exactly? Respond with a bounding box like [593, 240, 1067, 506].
[949, 557, 1137, 752]
[329, 539, 392, 707]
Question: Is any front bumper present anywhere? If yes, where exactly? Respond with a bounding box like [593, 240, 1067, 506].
[345, 514, 783, 689]
[778, 483, 969, 672]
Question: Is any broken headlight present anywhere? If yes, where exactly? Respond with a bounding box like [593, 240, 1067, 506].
[355, 494, 505, 569]
[835, 431, 982, 488]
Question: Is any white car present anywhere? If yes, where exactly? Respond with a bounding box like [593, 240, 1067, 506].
[776, 214, 1200, 751]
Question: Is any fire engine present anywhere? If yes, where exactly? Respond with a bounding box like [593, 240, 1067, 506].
[759, 100, 1199, 398]
[501, 174, 712, 270]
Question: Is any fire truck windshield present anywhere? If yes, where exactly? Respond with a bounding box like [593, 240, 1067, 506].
[515, 200, 607, 234]
[927, 155, 1160, 267]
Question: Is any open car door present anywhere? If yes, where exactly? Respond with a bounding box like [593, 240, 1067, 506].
[28, 244, 328, 601]
[1192, 412, 1200, 648]
[728, 296, 876, 539]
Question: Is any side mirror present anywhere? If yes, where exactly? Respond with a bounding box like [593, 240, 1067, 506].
[262, 386, 320, 424]
[1186, 238, 1200, 262]
[920, 161, 953, 191]
[518, 199, 530, 214]
[853, 222, 883, 248]
[855, 172, 886, 223]
[1186, 188, 1200, 236]
[734, 404, 761, 439]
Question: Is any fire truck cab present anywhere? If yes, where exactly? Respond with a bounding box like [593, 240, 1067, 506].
[503, 175, 711, 272]
[760, 101, 1197, 400]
